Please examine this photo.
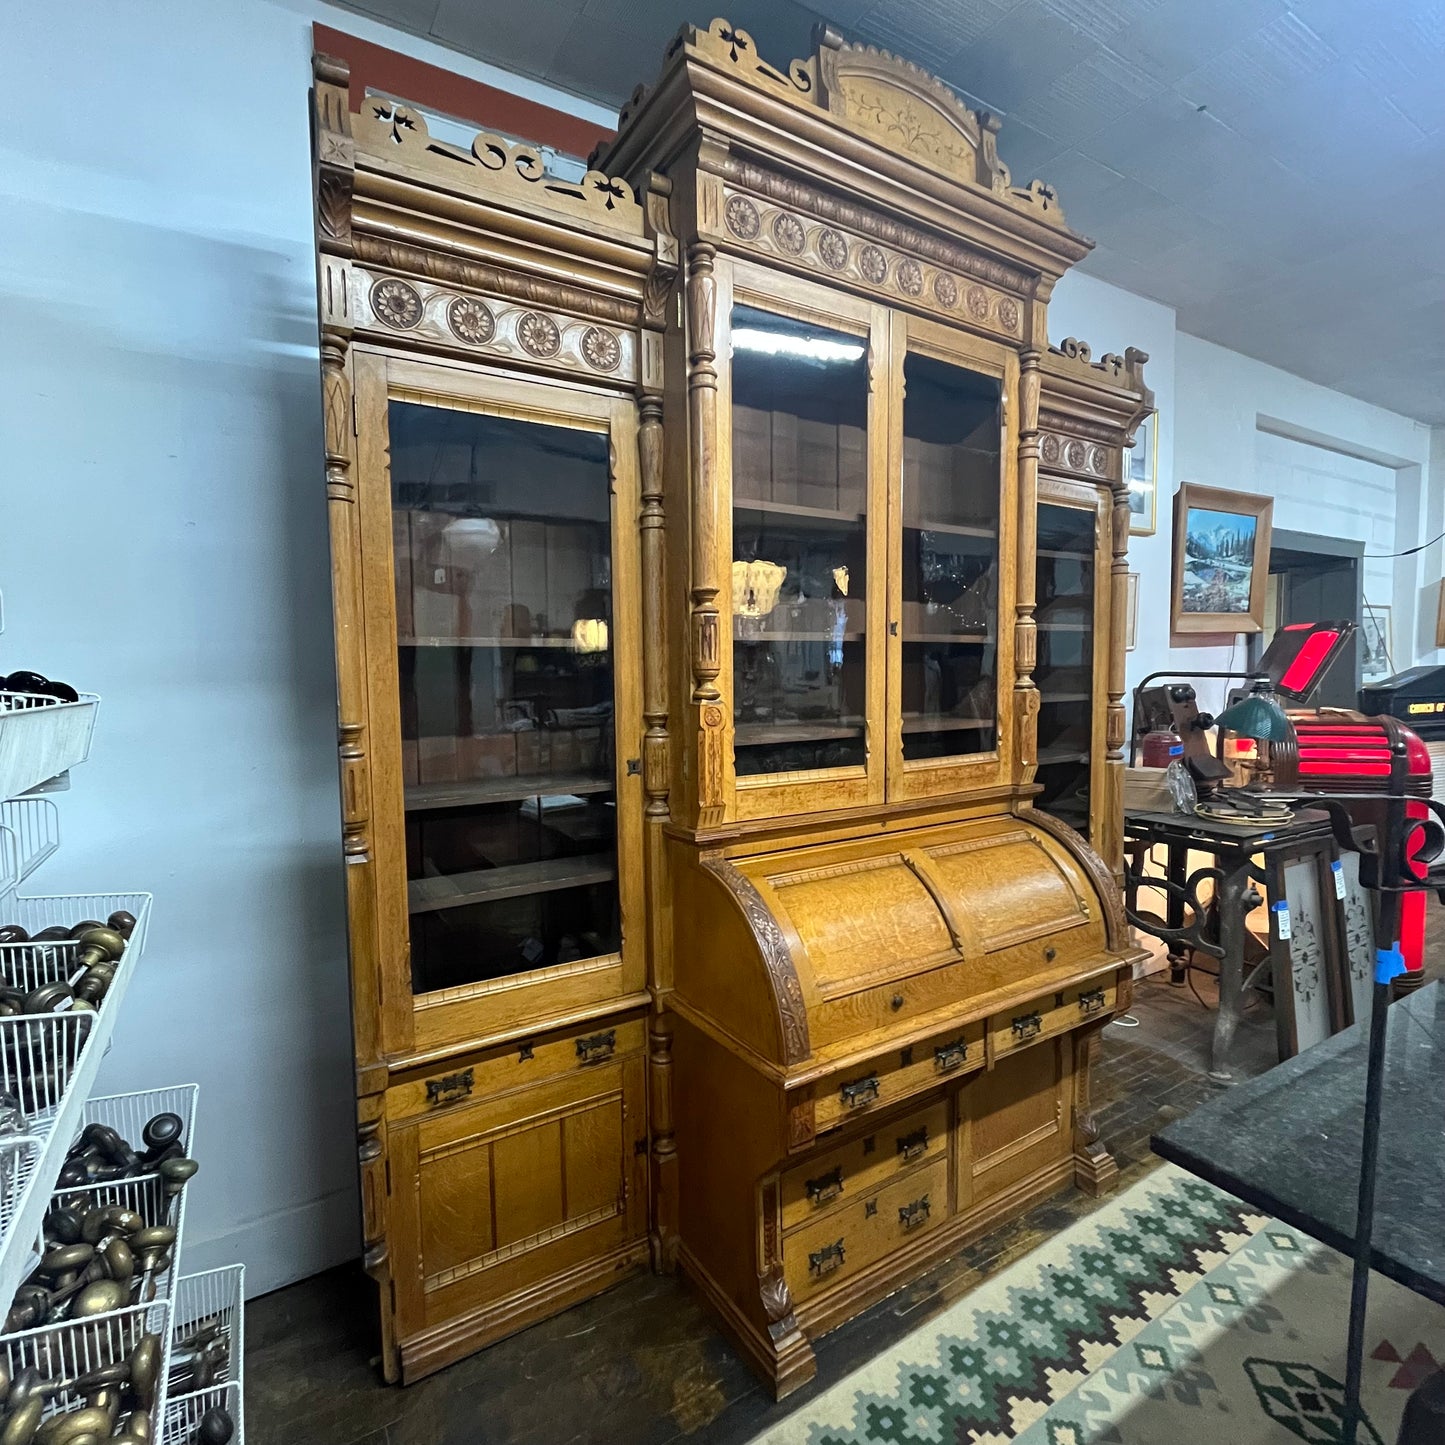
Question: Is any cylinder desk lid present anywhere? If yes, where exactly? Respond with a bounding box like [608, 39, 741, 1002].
[702, 812, 1124, 1067]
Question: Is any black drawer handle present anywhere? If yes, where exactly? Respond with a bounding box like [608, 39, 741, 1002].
[898, 1193, 931, 1230]
[839, 1073, 880, 1109]
[934, 1038, 969, 1073]
[896, 1126, 929, 1162]
[1077, 988, 1107, 1016]
[805, 1166, 843, 1207]
[576, 1030, 616, 1065]
[1011, 1011, 1043, 1042]
[425, 1067, 474, 1107]
[809, 1239, 845, 1278]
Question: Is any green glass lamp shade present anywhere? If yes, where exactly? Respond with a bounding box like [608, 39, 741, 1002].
[1216, 688, 1291, 741]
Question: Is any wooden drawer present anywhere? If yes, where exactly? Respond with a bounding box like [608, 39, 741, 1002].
[387, 1017, 646, 1122]
[813, 1020, 984, 1134]
[987, 978, 1116, 1062]
[781, 1099, 948, 1234]
[784, 1157, 947, 1304]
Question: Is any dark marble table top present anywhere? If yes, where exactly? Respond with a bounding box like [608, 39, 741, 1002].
[1153, 980, 1445, 1305]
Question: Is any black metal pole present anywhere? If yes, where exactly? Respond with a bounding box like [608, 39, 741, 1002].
[1340, 875, 1402, 1444]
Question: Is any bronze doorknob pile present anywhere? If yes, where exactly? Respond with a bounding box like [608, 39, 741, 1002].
[0, 913, 137, 1018]
[0, 672, 80, 705]
[54, 1113, 194, 1189]
[0, 1331, 161, 1444]
[191, 1407, 233, 1445]
[168, 1312, 230, 1397]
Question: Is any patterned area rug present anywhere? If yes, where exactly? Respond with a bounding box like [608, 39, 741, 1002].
[751, 1164, 1445, 1444]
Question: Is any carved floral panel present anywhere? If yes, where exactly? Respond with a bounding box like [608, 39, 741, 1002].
[1037, 429, 1117, 482]
[356, 271, 637, 384]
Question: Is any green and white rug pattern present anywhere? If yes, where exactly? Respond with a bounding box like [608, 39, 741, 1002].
[753, 1165, 1445, 1445]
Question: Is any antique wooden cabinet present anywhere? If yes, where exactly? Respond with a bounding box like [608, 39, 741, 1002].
[308, 57, 677, 1381]
[595, 21, 1154, 1397]
[309, 16, 1152, 1397]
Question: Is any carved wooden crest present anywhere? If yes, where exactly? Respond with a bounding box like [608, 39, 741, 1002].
[814, 26, 999, 193]
[353, 96, 644, 236]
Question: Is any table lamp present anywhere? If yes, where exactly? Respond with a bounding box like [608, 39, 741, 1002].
[1216, 680, 1298, 791]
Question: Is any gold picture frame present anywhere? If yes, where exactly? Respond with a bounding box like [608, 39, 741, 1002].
[1171, 482, 1273, 634]
[1125, 412, 1158, 536]
[1435, 581, 1445, 649]
[1125, 572, 1139, 650]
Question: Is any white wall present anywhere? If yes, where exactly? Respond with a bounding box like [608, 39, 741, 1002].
[0, 0, 612, 1297]
[2, 0, 1439, 1298]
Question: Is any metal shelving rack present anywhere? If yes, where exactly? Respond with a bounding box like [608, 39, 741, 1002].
[0, 688, 245, 1445]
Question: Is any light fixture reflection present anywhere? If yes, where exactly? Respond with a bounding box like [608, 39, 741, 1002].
[732, 328, 865, 363]
[571, 618, 609, 653]
[733, 559, 788, 619]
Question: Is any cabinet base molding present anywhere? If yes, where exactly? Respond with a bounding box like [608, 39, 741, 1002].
[682, 1155, 1088, 1401]
[398, 1239, 651, 1383]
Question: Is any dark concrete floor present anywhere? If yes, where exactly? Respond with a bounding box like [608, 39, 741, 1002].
[247, 970, 1284, 1445]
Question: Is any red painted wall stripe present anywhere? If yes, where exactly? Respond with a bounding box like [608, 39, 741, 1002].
[313, 22, 614, 160]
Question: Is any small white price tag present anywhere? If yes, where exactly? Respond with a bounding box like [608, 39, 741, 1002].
[1331, 859, 1346, 900]
[1273, 900, 1291, 940]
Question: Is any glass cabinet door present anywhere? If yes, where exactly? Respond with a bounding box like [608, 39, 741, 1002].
[889, 325, 1015, 798]
[727, 291, 884, 811]
[1035, 490, 1106, 837]
[388, 398, 623, 997]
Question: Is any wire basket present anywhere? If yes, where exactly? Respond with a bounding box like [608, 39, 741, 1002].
[0, 892, 154, 991]
[0, 798, 59, 900]
[0, 1297, 171, 1438]
[83, 1085, 200, 1166]
[163, 1380, 243, 1445]
[0, 692, 101, 801]
[169, 1266, 243, 1396]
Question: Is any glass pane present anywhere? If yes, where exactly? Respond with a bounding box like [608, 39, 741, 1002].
[1035, 502, 1096, 833]
[730, 305, 868, 777]
[390, 400, 620, 995]
[900, 352, 1000, 762]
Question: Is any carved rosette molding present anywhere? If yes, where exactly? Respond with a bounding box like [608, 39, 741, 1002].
[716, 158, 1033, 294]
[700, 856, 812, 1065]
[354, 96, 645, 237]
[1037, 429, 1117, 481]
[355, 269, 638, 383]
[353, 235, 638, 330]
[719, 188, 1021, 339]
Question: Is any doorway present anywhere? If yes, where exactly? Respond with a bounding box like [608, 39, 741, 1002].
[1260, 528, 1364, 708]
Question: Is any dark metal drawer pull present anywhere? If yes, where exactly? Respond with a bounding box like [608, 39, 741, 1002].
[809, 1239, 845, 1278]
[806, 1166, 844, 1207]
[898, 1193, 932, 1230]
[425, 1067, 474, 1107]
[896, 1126, 929, 1162]
[1011, 1011, 1043, 1042]
[576, 1030, 616, 1065]
[934, 1038, 969, 1072]
[839, 1073, 880, 1109]
[1077, 988, 1107, 1016]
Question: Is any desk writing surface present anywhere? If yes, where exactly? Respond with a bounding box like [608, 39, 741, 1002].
[1153, 982, 1445, 1305]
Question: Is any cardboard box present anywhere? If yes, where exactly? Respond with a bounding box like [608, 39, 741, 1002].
[459, 733, 517, 779]
[733, 403, 772, 503]
[392, 510, 414, 640]
[410, 511, 461, 641]
[418, 734, 459, 784]
[507, 519, 548, 636]
[795, 416, 839, 510]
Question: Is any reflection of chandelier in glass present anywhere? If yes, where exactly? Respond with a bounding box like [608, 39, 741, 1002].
[832, 566, 849, 597]
[571, 618, 609, 653]
[732, 559, 787, 619]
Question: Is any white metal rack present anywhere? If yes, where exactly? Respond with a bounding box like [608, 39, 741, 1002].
[0, 691, 100, 801]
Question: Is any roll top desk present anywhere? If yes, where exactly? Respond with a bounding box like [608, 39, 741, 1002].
[310, 18, 1153, 1395]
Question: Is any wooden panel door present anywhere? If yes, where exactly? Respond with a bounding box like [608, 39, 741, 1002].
[956, 1037, 1071, 1214]
[885, 315, 1019, 803]
[722, 260, 891, 821]
[389, 1053, 648, 1342]
[353, 351, 647, 1059]
[1035, 480, 1111, 843]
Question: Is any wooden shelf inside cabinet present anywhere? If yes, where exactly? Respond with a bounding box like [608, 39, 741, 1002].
[1038, 692, 1091, 705]
[398, 636, 587, 650]
[1037, 622, 1090, 632]
[905, 632, 991, 644]
[408, 853, 617, 914]
[900, 714, 994, 733]
[734, 630, 865, 643]
[735, 719, 865, 746]
[1038, 747, 1089, 764]
[734, 499, 865, 527]
[405, 774, 614, 811]
[1037, 548, 1090, 561]
[904, 518, 996, 540]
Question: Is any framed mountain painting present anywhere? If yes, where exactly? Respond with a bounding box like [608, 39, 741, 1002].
[1170, 482, 1273, 634]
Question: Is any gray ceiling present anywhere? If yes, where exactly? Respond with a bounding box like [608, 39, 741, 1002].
[336, 0, 1445, 426]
